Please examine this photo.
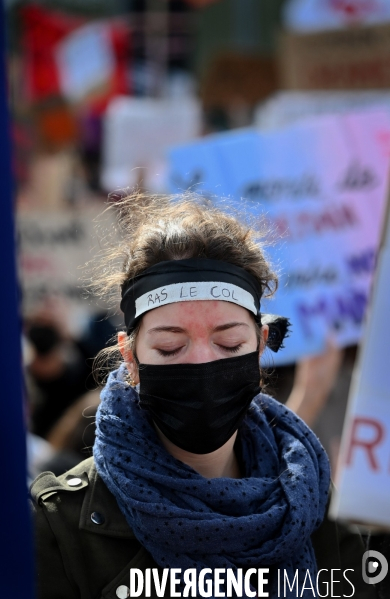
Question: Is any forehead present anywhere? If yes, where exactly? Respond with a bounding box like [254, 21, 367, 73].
[139, 300, 255, 333]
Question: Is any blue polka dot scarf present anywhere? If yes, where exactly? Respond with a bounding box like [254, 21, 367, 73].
[94, 365, 330, 598]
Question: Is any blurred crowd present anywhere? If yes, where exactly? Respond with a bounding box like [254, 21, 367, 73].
[5, 0, 390, 494]
[24, 311, 117, 479]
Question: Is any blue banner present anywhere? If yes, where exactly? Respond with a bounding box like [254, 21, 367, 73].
[168, 114, 390, 365]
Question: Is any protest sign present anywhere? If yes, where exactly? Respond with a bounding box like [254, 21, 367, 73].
[278, 23, 390, 90]
[17, 207, 113, 336]
[101, 97, 201, 192]
[169, 110, 390, 364]
[330, 197, 390, 528]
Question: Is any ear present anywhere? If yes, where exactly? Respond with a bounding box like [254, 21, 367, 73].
[259, 324, 269, 358]
[118, 331, 140, 384]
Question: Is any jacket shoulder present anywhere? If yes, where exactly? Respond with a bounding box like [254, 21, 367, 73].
[30, 459, 95, 599]
[30, 457, 94, 505]
[30, 457, 142, 599]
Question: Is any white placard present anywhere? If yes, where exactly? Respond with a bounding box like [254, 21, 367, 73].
[101, 97, 201, 192]
[255, 91, 390, 131]
[330, 218, 390, 527]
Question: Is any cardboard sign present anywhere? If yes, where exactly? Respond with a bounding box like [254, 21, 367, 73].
[169, 111, 390, 364]
[17, 207, 115, 336]
[330, 199, 390, 528]
[278, 23, 390, 90]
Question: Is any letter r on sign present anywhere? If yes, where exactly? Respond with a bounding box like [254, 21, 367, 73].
[346, 417, 384, 471]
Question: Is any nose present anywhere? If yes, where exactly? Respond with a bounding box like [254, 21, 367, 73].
[183, 340, 218, 364]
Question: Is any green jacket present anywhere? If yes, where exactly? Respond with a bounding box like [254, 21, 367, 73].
[30, 457, 375, 599]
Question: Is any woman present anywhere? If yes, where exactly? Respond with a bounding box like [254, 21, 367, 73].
[31, 194, 373, 599]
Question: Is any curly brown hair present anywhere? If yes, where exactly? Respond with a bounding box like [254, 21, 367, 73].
[89, 191, 278, 380]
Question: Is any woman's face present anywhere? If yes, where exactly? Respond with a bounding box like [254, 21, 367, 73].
[119, 300, 268, 382]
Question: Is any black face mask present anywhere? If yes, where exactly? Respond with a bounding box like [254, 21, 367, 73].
[138, 351, 261, 454]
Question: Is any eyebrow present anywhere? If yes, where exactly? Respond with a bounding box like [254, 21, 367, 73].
[147, 322, 249, 334]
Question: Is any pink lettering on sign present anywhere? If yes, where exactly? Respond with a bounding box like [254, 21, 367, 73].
[346, 417, 384, 472]
[375, 130, 390, 158]
[268, 204, 359, 243]
[295, 205, 358, 240]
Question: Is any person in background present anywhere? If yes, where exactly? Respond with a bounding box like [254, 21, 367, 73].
[35, 389, 100, 477]
[26, 318, 91, 439]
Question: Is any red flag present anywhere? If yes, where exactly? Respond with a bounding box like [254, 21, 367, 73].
[21, 5, 130, 112]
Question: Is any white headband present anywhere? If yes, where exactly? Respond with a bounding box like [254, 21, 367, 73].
[135, 281, 258, 320]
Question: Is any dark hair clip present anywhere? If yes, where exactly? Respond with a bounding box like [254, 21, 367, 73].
[261, 314, 291, 353]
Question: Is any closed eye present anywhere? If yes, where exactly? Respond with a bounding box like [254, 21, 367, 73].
[218, 344, 243, 353]
[156, 347, 183, 357]
[156, 344, 244, 357]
